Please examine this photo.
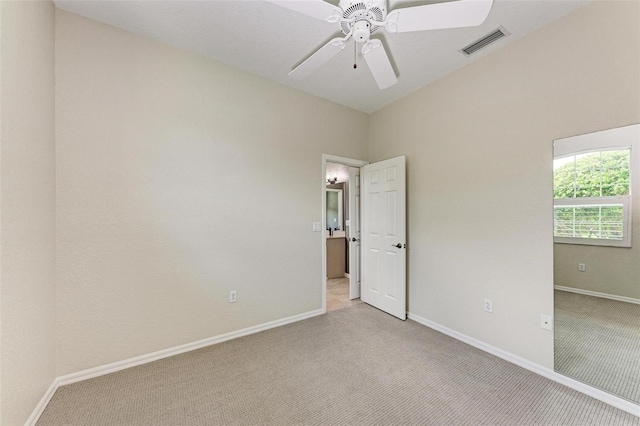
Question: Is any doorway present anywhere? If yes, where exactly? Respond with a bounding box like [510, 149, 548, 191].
[322, 154, 408, 319]
[322, 155, 368, 313]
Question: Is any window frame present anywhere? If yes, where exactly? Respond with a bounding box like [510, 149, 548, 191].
[553, 196, 629, 247]
[553, 124, 639, 249]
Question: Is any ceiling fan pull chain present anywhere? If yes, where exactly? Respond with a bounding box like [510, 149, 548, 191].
[267, 0, 494, 89]
[353, 41, 357, 69]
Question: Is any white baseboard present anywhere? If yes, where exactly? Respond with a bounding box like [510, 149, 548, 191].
[27, 308, 324, 424]
[26, 307, 639, 423]
[555, 285, 640, 305]
[25, 379, 59, 426]
[407, 311, 640, 417]
[58, 308, 324, 386]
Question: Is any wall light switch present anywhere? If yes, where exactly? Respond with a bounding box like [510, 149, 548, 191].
[312, 222, 321, 232]
[541, 314, 553, 331]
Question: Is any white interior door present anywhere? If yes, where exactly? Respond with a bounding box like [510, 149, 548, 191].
[348, 167, 361, 299]
[361, 156, 406, 320]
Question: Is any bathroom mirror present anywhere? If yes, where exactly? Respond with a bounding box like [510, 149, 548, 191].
[553, 123, 640, 404]
[326, 188, 343, 230]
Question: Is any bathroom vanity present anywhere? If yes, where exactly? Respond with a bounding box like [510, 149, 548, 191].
[326, 231, 346, 279]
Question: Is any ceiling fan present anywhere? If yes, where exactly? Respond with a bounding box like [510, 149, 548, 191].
[267, 0, 493, 89]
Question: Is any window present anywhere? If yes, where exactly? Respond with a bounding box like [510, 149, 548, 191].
[553, 148, 632, 247]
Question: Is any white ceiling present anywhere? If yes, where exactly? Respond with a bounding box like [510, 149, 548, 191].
[53, 0, 588, 113]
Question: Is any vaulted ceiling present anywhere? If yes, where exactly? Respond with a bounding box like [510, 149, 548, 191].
[53, 0, 588, 113]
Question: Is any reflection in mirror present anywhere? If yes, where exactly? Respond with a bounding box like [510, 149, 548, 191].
[553, 124, 640, 404]
[326, 188, 343, 230]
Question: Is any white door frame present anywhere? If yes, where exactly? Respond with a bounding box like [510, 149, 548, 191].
[322, 154, 368, 313]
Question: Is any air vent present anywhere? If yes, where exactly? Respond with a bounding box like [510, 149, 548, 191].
[460, 26, 510, 56]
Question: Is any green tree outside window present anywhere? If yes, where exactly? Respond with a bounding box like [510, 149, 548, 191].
[553, 150, 630, 241]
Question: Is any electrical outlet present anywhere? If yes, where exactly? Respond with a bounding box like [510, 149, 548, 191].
[484, 299, 493, 313]
[229, 290, 237, 303]
[312, 222, 321, 232]
[541, 314, 553, 330]
[578, 263, 586, 272]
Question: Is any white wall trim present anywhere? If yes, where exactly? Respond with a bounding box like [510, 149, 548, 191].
[555, 285, 640, 305]
[26, 308, 323, 425]
[407, 311, 640, 417]
[58, 308, 324, 386]
[25, 307, 639, 423]
[24, 379, 60, 426]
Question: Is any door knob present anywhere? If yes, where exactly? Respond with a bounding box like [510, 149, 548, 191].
[351, 237, 360, 242]
[392, 243, 402, 248]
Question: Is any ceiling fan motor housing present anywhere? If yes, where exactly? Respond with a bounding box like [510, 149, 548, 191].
[352, 21, 371, 42]
[338, 0, 387, 38]
[272, 0, 495, 91]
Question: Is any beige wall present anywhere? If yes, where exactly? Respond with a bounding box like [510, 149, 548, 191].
[55, 10, 369, 376]
[369, 1, 640, 368]
[0, 1, 57, 425]
[555, 243, 640, 300]
[3, 1, 639, 420]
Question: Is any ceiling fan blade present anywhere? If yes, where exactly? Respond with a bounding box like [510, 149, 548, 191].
[265, 0, 343, 23]
[386, 0, 493, 33]
[362, 39, 397, 90]
[289, 38, 347, 80]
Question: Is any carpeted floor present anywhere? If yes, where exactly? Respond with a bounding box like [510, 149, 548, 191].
[39, 303, 639, 425]
[555, 290, 640, 404]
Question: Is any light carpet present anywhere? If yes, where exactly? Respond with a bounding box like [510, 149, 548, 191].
[39, 303, 639, 425]
[555, 289, 640, 403]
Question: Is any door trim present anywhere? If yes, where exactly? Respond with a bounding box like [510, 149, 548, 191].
[322, 154, 368, 313]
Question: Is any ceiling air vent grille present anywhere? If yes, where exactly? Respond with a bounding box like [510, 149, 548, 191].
[460, 26, 510, 56]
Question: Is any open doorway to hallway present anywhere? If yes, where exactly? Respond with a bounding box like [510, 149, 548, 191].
[323, 154, 407, 319]
[327, 277, 363, 312]
[323, 156, 367, 312]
